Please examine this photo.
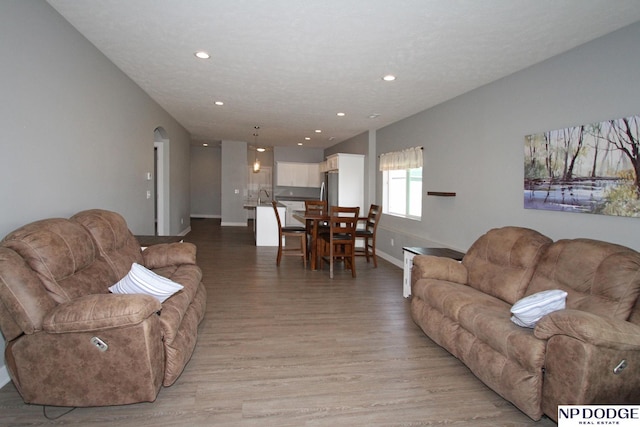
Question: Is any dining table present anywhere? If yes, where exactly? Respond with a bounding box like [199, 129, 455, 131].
[293, 209, 366, 271]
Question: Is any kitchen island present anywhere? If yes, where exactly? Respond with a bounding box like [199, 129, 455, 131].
[244, 202, 285, 246]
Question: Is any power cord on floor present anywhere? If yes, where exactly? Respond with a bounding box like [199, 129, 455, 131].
[42, 405, 77, 420]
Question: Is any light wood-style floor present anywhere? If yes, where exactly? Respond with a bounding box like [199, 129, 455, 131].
[0, 219, 556, 426]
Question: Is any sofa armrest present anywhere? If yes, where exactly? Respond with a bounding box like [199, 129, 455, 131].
[142, 242, 197, 269]
[534, 309, 640, 351]
[42, 293, 161, 333]
[412, 255, 468, 284]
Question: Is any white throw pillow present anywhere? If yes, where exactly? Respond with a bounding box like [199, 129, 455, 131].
[510, 289, 568, 328]
[109, 263, 183, 303]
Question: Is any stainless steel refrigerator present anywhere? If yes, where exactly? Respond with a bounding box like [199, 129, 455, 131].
[324, 171, 339, 207]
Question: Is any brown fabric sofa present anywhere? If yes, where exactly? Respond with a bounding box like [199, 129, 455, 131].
[0, 209, 206, 407]
[410, 226, 640, 421]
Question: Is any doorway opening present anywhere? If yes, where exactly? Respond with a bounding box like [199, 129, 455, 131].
[154, 128, 170, 236]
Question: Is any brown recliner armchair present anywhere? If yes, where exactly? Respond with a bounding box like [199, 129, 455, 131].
[0, 209, 206, 407]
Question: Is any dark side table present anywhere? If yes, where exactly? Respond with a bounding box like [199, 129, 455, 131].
[402, 247, 465, 298]
[135, 235, 184, 248]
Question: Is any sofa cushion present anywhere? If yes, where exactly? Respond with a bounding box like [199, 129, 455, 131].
[457, 297, 547, 373]
[71, 209, 144, 280]
[109, 263, 183, 303]
[152, 264, 202, 343]
[413, 279, 505, 321]
[0, 248, 58, 337]
[411, 280, 548, 420]
[1, 218, 115, 303]
[462, 227, 552, 305]
[510, 289, 567, 328]
[526, 239, 640, 321]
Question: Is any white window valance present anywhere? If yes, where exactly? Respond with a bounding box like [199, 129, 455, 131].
[379, 146, 423, 171]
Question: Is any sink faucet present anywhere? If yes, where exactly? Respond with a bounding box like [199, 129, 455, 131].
[257, 188, 270, 205]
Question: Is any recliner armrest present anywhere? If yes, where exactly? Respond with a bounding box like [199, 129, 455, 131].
[535, 309, 640, 351]
[412, 255, 468, 284]
[142, 242, 197, 269]
[42, 293, 161, 333]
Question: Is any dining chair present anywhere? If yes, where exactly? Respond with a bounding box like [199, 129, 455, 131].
[355, 204, 381, 267]
[319, 206, 360, 278]
[304, 199, 327, 212]
[304, 200, 327, 228]
[272, 201, 307, 267]
[304, 199, 328, 258]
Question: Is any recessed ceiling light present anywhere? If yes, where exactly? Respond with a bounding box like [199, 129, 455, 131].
[214, 101, 224, 106]
[315, 129, 322, 133]
[203, 143, 209, 147]
[194, 51, 210, 59]
[305, 137, 311, 141]
[337, 112, 346, 117]
[382, 74, 396, 81]
[298, 142, 303, 146]
[256, 147, 266, 152]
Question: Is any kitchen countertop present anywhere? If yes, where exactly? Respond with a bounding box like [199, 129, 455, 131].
[243, 201, 283, 209]
[275, 196, 321, 201]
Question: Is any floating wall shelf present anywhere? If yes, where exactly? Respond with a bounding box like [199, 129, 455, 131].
[427, 191, 456, 197]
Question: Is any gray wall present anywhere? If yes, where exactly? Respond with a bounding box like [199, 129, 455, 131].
[221, 140, 248, 225]
[0, 1, 192, 237]
[191, 145, 222, 217]
[325, 132, 368, 157]
[274, 146, 325, 163]
[374, 22, 640, 261]
[0, 1, 192, 380]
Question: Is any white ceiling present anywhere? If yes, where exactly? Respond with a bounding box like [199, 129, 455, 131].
[47, 0, 640, 149]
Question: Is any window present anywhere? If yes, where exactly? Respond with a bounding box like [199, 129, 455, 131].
[380, 147, 423, 220]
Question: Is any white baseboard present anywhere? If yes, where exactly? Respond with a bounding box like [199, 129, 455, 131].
[178, 226, 191, 236]
[190, 214, 220, 219]
[376, 250, 403, 269]
[220, 222, 248, 227]
[0, 365, 10, 389]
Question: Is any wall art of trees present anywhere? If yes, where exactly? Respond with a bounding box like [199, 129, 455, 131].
[524, 114, 640, 217]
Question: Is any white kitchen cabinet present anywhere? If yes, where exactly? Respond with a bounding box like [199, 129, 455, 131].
[276, 162, 322, 187]
[306, 163, 322, 187]
[324, 155, 339, 172]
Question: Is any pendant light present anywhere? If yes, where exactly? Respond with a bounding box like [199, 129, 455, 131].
[253, 126, 261, 173]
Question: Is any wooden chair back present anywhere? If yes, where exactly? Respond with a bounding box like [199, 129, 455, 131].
[356, 204, 381, 267]
[362, 204, 381, 234]
[272, 201, 306, 267]
[320, 206, 360, 278]
[304, 200, 327, 213]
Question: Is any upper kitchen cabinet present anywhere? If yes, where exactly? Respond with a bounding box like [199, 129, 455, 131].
[276, 162, 322, 187]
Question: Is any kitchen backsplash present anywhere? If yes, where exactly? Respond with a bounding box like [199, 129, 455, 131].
[275, 186, 321, 200]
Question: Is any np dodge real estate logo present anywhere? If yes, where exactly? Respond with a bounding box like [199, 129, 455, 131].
[558, 405, 640, 426]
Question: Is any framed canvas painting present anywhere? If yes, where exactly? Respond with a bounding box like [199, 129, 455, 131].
[524, 115, 640, 217]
